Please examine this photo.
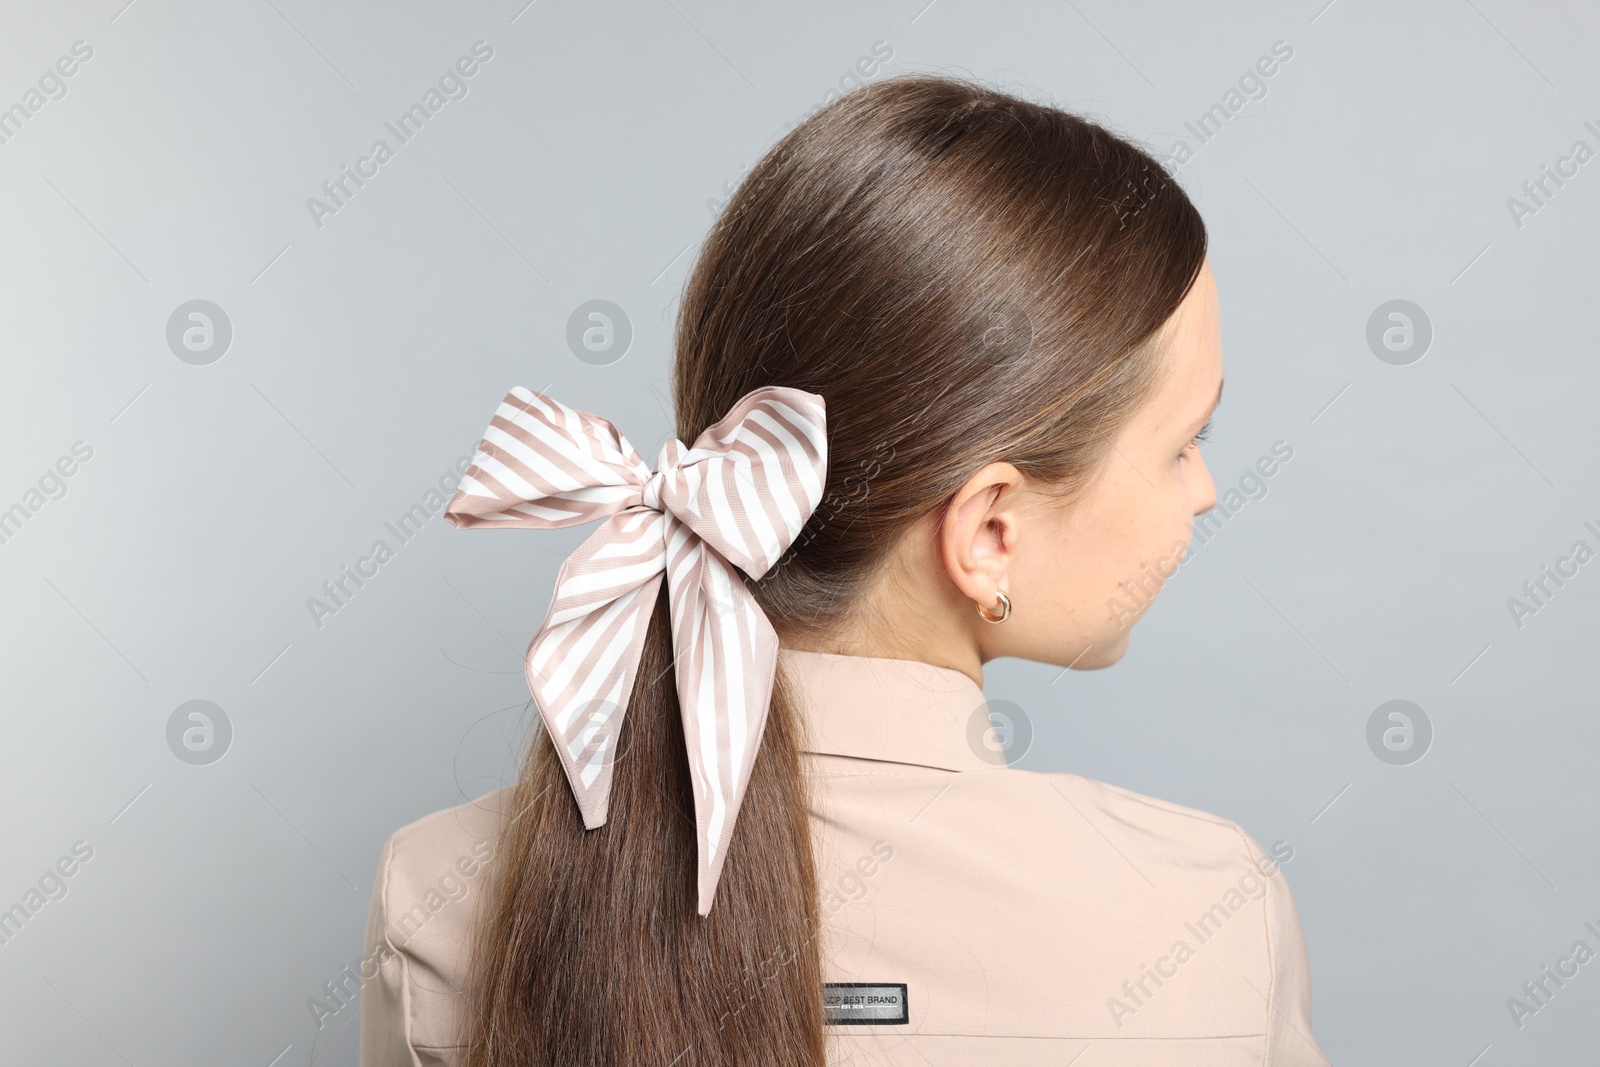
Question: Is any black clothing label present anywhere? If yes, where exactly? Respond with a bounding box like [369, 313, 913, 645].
[824, 982, 909, 1025]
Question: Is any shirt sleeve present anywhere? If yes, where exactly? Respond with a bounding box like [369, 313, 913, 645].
[359, 831, 418, 1067]
[1239, 831, 1331, 1065]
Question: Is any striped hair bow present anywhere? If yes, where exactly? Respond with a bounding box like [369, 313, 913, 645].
[443, 384, 828, 915]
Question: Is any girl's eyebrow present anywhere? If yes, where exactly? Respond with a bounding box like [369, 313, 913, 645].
[1192, 378, 1223, 430]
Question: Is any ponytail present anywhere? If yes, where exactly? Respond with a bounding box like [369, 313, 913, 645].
[462, 584, 826, 1066]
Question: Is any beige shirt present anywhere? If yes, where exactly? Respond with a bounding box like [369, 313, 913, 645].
[359, 649, 1328, 1066]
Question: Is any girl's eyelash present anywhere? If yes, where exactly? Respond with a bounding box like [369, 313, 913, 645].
[1181, 419, 1213, 458]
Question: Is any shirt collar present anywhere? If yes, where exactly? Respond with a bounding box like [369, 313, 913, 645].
[777, 647, 1001, 772]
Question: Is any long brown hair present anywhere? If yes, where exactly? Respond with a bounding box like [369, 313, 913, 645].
[462, 73, 1206, 1066]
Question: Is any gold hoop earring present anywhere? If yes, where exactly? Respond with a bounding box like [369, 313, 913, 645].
[976, 590, 1011, 623]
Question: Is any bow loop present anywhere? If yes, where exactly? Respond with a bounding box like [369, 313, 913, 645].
[443, 386, 655, 530]
[656, 389, 829, 579]
[444, 383, 828, 915]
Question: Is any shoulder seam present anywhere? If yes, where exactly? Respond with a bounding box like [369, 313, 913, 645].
[378, 829, 423, 1067]
[382, 787, 517, 867]
[811, 768, 961, 778]
[1224, 819, 1278, 1063]
[1024, 770, 1242, 833]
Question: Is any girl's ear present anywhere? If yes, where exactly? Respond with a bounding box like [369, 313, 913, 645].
[938, 461, 1023, 605]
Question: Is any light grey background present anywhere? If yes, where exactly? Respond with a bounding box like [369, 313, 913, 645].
[2, 0, 1596, 1063]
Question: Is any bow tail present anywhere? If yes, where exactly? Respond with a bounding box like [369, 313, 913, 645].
[524, 507, 668, 830]
[663, 529, 782, 916]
